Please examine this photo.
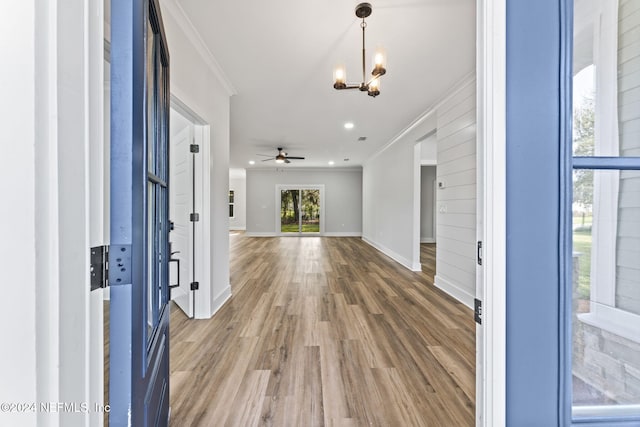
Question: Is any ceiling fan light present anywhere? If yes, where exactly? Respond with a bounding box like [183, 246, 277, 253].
[275, 155, 286, 164]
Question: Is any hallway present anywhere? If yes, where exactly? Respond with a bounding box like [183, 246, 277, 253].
[169, 236, 474, 426]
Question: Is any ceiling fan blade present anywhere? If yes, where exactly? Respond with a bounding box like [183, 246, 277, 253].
[261, 158, 273, 162]
[285, 156, 305, 160]
[285, 159, 291, 164]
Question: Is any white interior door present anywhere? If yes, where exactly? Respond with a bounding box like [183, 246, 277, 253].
[170, 121, 194, 317]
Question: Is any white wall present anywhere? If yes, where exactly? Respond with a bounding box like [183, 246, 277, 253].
[246, 168, 362, 236]
[362, 139, 421, 270]
[0, 3, 37, 425]
[362, 110, 437, 272]
[421, 166, 437, 242]
[421, 134, 438, 164]
[229, 168, 247, 230]
[435, 78, 477, 308]
[162, 0, 234, 317]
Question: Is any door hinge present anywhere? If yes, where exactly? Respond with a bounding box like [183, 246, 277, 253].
[190, 144, 199, 153]
[90, 245, 109, 291]
[477, 241, 483, 266]
[190, 281, 199, 291]
[190, 213, 200, 222]
[474, 298, 482, 325]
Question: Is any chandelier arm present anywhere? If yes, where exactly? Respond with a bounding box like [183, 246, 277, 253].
[336, 84, 362, 90]
[365, 74, 382, 87]
[361, 19, 367, 85]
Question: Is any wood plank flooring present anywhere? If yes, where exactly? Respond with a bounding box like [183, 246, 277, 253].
[169, 237, 474, 426]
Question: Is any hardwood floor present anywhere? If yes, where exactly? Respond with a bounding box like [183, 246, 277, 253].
[169, 236, 475, 426]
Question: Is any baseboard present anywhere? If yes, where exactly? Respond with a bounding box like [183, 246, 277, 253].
[434, 275, 474, 309]
[362, 236, 422, 272]
[229, 226, 246, 231]
[245, 232, 277, 237]
[211, 285, 232, 314]
[324, 232, 362, 237]
[420, 237, 436, 243]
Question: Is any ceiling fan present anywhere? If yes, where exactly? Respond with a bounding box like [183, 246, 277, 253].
[257, 147, 305, 164]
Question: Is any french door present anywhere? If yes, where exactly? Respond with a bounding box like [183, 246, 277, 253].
[278, 186, 324, 235]
[109, 0, 171, 425]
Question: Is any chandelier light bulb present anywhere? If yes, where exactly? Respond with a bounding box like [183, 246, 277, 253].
[333, 66, 346, 89]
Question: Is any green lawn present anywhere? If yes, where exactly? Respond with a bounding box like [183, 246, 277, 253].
[573, 230, 591, 300]
[281, 223, 320, 233]
[573, 214, 592, 230]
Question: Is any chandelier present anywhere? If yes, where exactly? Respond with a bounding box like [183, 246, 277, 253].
[333, 3, 387, 97]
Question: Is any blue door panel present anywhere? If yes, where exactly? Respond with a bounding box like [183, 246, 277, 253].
[110, 0, 170, 425]
[506, 0, 564, 425]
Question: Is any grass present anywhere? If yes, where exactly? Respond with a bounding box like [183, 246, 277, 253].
[573, 229, 592, 300]
[281, 223, 320, 233]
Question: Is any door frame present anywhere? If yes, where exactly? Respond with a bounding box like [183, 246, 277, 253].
[170, 95, 211, 319]
[275, 184, 325, 236]
[476, 0, 506, 426]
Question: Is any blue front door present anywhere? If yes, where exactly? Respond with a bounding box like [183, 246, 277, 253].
[109, 0, 171, 425]
[506, 0, 640, 425]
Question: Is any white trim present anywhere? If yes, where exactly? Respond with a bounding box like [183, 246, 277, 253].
[578, 305, 640, 344]
[420, 160, 438, 166]
[194, 124, 211, 319]
[245, 232, 277, 237]
[324, 232, 363, 237]
[161, 0, 237, 96]
[363, 73, 476, 166]
[413, 142, 423, 277]
[434, 275, 475, 309]
[573, 404, 640, 419]
[229, 226, 247, 231]
[207, 286, 232, 319]
[478, 0, 506, 426]
[362, 237, 422, 272]
[420, 237, 436, 243]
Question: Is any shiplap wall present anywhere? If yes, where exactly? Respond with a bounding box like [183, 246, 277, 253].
[434, 79, 476, 307]
[616, 0, 640, 315]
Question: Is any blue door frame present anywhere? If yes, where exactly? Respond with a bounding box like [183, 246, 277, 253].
[110, 0, 171, 425]
[506, 1, 640, 425]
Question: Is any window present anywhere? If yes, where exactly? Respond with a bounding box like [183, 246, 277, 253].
[229, 190, 234, 218]
[571, 0, 640, 420]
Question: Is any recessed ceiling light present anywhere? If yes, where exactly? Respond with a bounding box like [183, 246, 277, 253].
[328, 161, 335, 165]
[344, 122, 354, 129]
[249, 160, 255, 165]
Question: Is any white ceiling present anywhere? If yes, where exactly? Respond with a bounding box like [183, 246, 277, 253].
[174, 0, 476, 169]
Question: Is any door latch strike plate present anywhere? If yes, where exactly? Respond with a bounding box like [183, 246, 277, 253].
[474, 298, 482, 325]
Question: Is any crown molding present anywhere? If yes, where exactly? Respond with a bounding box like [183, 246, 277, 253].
[162, 0, 237, 96]
[363, 70, 476, 166]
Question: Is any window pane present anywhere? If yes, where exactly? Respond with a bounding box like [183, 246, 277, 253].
[229, 204, 234, 218]
[572, 169, 640, 412]
[572, 0, 640, 158]
[229, 190, 234, 203]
